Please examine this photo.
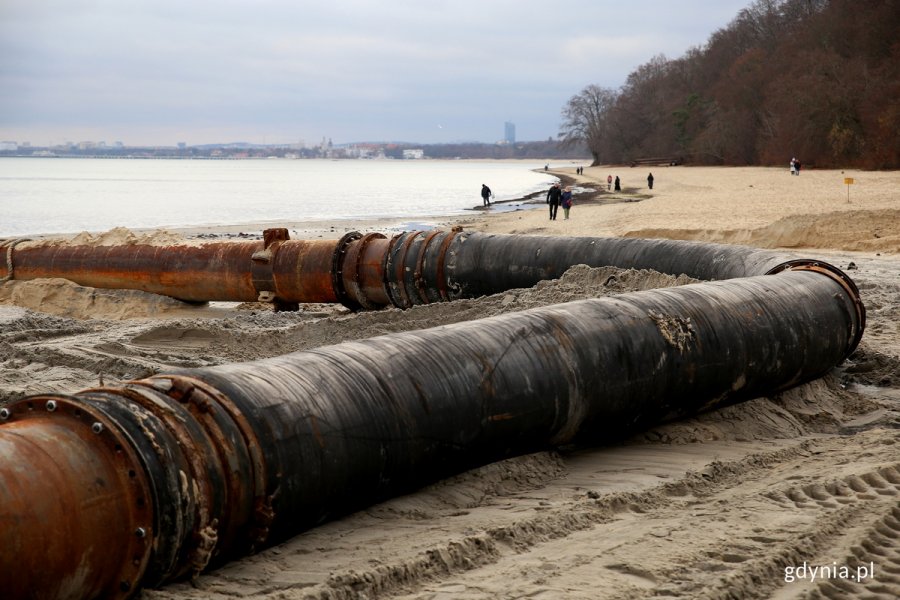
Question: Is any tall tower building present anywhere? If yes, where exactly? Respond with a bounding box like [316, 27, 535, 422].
[504, 121, 516, 144]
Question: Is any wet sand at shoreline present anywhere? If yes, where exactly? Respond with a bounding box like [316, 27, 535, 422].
[1, 166, 899, 599]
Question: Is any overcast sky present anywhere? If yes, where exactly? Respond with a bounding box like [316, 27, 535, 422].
[1, 1, 751, 147]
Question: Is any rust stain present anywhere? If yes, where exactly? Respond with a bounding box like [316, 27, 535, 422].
[308, 413, 326, 449]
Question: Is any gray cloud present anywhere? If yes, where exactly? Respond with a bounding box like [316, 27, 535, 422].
[0, 0, 750, 146]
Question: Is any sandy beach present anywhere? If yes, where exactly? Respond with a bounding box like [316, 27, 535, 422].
[1, 166, 899, 599]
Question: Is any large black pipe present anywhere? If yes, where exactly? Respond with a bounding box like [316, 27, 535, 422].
[382, 231, 809, 307]
[0, 262, 864, 598]
[176, 268, 863, 536]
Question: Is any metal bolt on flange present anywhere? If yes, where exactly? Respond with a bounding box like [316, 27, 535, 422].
[0, 408, 9, 420]
[91, 422, 104, 434]
[45, 400, 57, 412]
[134, 527, 146, 539]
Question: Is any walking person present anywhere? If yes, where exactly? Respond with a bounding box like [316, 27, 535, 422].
[546, 182, 561, 220]
[790, 158, 796, 176]
[561, 186, 574, 220]
[607, 174, 612, 190]
[614, 176, 621, 191]
[647, 172, 654, 190]
[481, 184, 493, 207]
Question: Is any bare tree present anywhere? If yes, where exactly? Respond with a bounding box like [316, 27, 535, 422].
[558, 85, 618, 165]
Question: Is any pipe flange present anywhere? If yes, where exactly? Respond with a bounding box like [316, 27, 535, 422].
[385, 231, 423, 309]
[434, 228, 463, 302]
[153, 375, 271, 551]
[767, 259, 866, 355]
[412, 230, 443, 304]
[113, 379, 224, 579]
[331, 231, 363, 310]
[251, 228, 291, 303]
[104, 384, 201, 584]
[2, 394, 154, 598]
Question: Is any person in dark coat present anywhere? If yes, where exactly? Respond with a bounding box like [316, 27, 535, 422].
[546, 183, 561, 220]
[647, 172, 654, 190]
[614, 176, 621, 191]
[481, 184, 492, 207]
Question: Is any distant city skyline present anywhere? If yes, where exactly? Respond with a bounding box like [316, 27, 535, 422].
[0, 133, 523, 149]
[1, 1, 751, 147]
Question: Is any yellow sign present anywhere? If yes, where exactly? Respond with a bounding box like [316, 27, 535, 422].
[844, 177, 855, 185]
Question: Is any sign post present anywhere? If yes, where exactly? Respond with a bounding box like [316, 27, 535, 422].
[844, 177, 854, 203]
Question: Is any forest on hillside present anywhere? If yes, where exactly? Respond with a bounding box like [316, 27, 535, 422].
[560, 0, 900, 168]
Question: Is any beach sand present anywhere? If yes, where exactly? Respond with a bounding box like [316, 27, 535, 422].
[1, 166, 899, 599]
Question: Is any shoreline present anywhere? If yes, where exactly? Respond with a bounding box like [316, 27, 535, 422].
[1, 169, 567, 243]
[0, 157, 566, 241]
[191, 163, 895, 255]
[4, 166, 897, 256]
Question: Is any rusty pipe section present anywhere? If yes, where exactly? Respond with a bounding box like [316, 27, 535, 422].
[0, 228, 340, 308]
[0, 266, 865, 599]
[0, 229, 862, 318]
[0, 376, 270, 599]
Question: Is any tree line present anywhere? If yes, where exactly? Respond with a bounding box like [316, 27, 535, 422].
[560, 0, 899, 169]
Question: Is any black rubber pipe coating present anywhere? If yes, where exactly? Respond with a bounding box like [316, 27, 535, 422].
[174, 269, 862, 539]
[389, 232, 801, 307]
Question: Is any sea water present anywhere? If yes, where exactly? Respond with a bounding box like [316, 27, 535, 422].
[0, 158, 560, 237]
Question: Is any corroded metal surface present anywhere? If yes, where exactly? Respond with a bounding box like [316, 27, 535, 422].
[0, 396, 153, 599]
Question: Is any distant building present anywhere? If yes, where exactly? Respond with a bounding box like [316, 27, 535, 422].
[0, 141, 17, 151]
[347, 143, 386, 159]
[504, 121, 516, 144]
[403, 149, 425, 159]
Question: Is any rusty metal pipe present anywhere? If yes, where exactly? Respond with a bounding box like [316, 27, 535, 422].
[0, 264, 864, 599]
[1, 228, 341, 307]
[0, 396, 155, 599]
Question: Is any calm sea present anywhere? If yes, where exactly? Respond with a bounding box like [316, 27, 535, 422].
[0, 158, 560, 238]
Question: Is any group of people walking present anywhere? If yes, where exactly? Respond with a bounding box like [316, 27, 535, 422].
[790, 157, 802, 175]
[546, 183, 574, 220]
[483, 168, 658, 221]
